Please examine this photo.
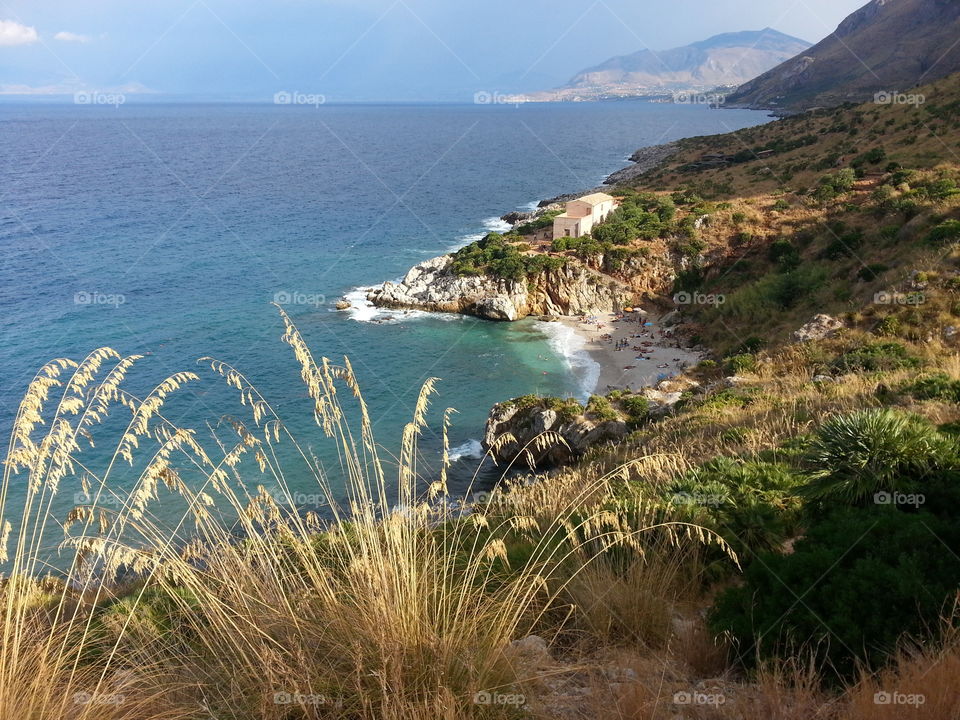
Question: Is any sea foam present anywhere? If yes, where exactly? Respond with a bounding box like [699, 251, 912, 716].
[535, 321, 600, 401]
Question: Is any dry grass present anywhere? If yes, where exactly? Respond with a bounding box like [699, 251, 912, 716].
[0, 309, 734, 720]
[842, 617, 960, 720]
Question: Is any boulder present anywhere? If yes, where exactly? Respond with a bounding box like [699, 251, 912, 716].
[793, 314, 844, 342]
[476, 296, 519, 321]
[501, 210, 533, 225]
[482, 400, 628, 468]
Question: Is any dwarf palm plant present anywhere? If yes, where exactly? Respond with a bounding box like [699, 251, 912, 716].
[801, 408, 958, 504]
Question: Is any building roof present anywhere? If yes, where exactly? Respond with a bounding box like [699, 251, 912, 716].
[573, 192, 615, 206]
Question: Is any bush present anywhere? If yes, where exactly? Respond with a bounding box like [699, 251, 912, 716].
[726, 353, 757, 375]
[515, 210, 561, 235]
[768, 238, 801, 272]
[907, 372, 960, 403]
[813, 169, 857, 203]
[585, 395, 619, 422]
[667, 458, 802, 557]
[451, 233, 538, 280]
[821, 229, 864, 260]
[512, 394, 583, 423]
[709, 506, 960, 680]
[857, 263, 889, 281]
[618, 395, 650, 425]
[926, 220, 960, 245]
[831, 341, 919, 373]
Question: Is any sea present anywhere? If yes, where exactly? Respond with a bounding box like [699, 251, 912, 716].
[0, 100, 768, 529]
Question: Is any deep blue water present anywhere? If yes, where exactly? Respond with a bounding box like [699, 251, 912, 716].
[0, 100, 768, 524]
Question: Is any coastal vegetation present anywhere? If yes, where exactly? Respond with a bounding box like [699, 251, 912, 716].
[450, 232, 567, 280]
[5, 73, 960, 719]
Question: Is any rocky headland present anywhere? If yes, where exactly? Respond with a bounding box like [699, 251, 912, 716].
[366, 254, 636, 322]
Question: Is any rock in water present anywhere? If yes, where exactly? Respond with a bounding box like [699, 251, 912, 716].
[482, 400, 627, 467]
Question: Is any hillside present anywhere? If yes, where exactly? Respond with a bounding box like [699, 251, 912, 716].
[473, 71, 960, 716]
[726, 0, 960, 110]
[523, 29, 810, 102]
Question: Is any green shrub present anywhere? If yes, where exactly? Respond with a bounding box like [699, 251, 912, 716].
[831, 341, 919, 373]
[768, 238, 801, 271]
[585, 395, 619, 422]
[813, 168, 857, 203]
[511, 394, 583, 423]
[726, 354, 757, 375]
[515, 209, 561, 235]
[667, 458, 802, 557]
[734, 337, 764, 354]
[851, 147, 886, 168]
[856, 263, 889, 281]
[618, 395, 650, 425]
[450, 233, 543, 280]
[907, 372, 960, 403]
[709, 506, 960, 680]
[926, 219, 960, 245]
[821, 229, 864, 260]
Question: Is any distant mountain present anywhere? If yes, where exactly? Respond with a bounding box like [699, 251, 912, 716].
[726, 0, 960, 110]
[522, 29, 811, 102]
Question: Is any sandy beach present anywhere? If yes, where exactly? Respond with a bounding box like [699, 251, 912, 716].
[559, 310, 702, 395]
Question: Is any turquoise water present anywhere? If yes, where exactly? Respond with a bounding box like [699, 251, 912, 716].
[0, 100, 768, 524]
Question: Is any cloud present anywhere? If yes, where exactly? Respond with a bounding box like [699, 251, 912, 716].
[54, 31, 92, 44]
[0, 19, 38, 46]
[0, 81, 156, 96]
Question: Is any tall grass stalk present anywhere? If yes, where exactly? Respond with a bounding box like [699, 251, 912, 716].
[0, 309, 730, 719]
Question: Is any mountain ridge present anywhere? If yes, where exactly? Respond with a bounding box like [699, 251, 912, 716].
[726, 0, 960, 109]
[521, 28, 811, 102]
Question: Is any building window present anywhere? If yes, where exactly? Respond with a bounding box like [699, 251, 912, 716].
[564, 229, 571, 237]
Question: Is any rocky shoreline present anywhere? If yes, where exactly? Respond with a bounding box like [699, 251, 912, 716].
[358, 141, 703, 465]
[366, 255, 635, 322]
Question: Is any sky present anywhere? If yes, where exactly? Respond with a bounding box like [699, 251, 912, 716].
[0, 0, 868, 101]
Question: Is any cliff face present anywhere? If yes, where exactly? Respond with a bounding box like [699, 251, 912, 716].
[367, 255, 641, 321]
